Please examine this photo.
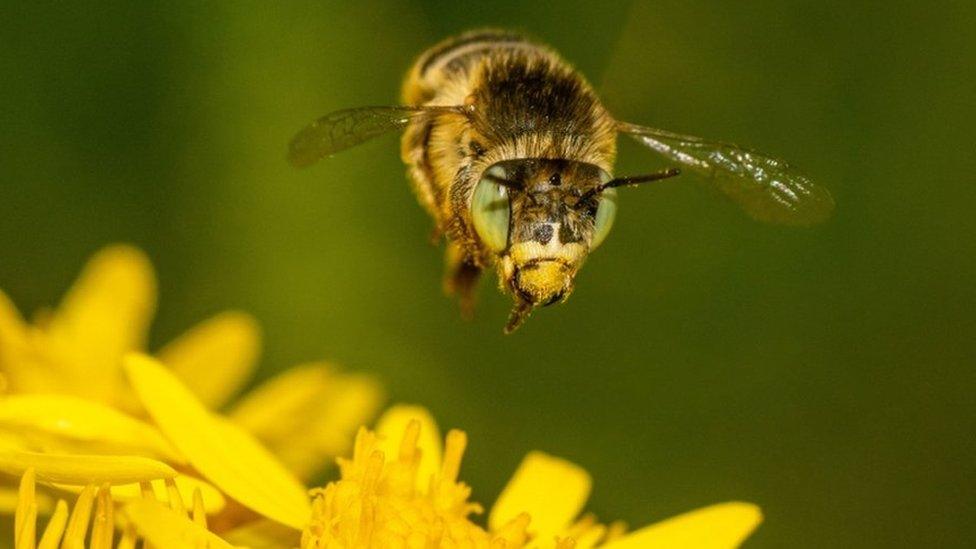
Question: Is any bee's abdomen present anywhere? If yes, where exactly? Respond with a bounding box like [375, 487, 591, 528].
[403, 29, 540, 105]
[419, 30, 528, 77]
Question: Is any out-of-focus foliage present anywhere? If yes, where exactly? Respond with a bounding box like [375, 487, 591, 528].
[1, 1, 973, 547]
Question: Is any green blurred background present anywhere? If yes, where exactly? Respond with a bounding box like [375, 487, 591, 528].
[2, 1, 974, 546]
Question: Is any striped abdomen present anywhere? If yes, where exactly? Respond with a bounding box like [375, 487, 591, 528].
[402, 29, 541, 105]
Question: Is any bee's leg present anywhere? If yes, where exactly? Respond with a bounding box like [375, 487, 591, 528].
[443, 243, 481, 320]
[504, 299, 533, 334]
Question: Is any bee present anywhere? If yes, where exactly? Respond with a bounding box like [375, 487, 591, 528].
[289, 30, 834, 333]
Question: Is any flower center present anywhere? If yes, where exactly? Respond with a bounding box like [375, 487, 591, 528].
[301, 421, 530, 548]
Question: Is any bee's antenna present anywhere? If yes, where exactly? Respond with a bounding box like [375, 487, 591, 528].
[605, 167, 682, 189]
[578, 167, 681, 204]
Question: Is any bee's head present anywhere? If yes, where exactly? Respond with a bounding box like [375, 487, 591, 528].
[470, 159, 618, 332]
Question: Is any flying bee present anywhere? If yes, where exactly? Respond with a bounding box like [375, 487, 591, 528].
[289, 29, 834, 333]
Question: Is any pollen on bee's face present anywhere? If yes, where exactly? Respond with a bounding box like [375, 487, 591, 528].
[508, 239, 586, 266]
[512, 260, 570, 305]
[500, 239, 588, 305]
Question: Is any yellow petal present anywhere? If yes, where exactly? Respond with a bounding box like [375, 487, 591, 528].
[61, 484, 95, 548]
[44, 245, 156, 402]
[124, 353, 311, 529]
[0, 449, 175, 485]
[90, 484, 114, 549]
[116, 525, 137, 549]
[0, 394, 182, 462]
[229, 363, 383, 480]
[489, 452, 591, 541]
[15, 468, 37, 549]
[601, 502, 763, 549]
[0, 289, 27, 359]
[300, 372, 383, 458]
[223, 518, 301, 547]
[54, 474, 226, 514]
[191, 488, 207, 527]
[0, 290, 45, 394]
[375, 404, 442, 490]
[164, 478, 187, 516]
[37, 499, 68, 549]
[0, 483, 55, 515]
[158, 311, 261, 409]
[125, 499, 234, 548]
[229, 363, 336, 435]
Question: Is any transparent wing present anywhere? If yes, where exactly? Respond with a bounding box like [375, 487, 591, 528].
[618, 121, 834, 226]
[287, 105, 465, 168]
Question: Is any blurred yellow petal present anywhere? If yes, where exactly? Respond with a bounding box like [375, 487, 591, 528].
[124, 353, 311, 529]
[90, 484, 114, 549]
[124, 499, 234, 549]
[43, 245, 156, 402]
[54, 474, 226, 514]
[63, 484, 96, 547]
[375, 404, 442, 490]
[0, 290, 49, 395]
[229, 363, 383, 480]
[223, 518, 301, 547]
[0, 289, 27, 358]
[37, 499, 68, 549]
[48, 245, 156, 351]
[151, 476, 226, 515]
[158, 311, 261, 409]
[0, 449, 175, 486]
[488, 451, 591, 542]
[556, 514, 614, 549]
[601, 502, 763, 549]
[15, 468, 36, 549]
[301, 372, 383, 458]
[572, 522, 608, 549]
[0, 484, 55, 515]
[0, 394, 182, 462]
[191, 487, 207, 527]
[229, 363, 335, 435]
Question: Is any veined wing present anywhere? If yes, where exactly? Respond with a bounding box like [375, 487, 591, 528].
[288, 105, 465, 168]
[618, 121, 834, 226]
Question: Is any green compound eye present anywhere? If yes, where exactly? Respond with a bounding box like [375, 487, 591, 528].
[472, 166, 512, 252]
[591, 187, 618, 249]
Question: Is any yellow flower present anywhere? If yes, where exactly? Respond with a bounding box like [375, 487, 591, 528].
[301, 410, 763, 549]
[124, 353, 312, 531]
[0, 245, 234, 407]
[227, 362, 383, 481]
[0, 245, 382, 482]
[1, 246, 761, 547]
[301, 420, 530, 548]
[122, 354, 762, 548]
[13, 467, 232, 549]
